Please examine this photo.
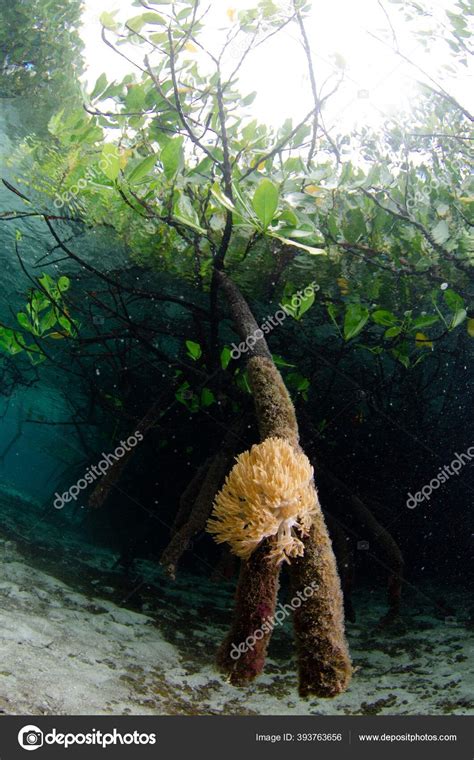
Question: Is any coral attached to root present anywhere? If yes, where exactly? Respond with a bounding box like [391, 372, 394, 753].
[206, 437, 318, 565]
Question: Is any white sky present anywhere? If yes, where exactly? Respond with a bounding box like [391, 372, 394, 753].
[80, 0, 472, 134]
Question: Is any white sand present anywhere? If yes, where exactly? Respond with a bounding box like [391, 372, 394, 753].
[0, 526, 472, 716]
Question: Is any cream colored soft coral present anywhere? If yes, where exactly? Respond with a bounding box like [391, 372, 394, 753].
[206, 437, 318, 565]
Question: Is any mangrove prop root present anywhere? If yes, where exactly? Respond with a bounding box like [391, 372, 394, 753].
[325, 514, 356, 623]
[88, 454, 131, 510]
[214, 274, 291, 681]
[347, 495, 403, 620]
[215, 270, 272, 361]
[351, 495, 404, 622]
[171, 457, 212, 534]
[247, 356, 299, 448]
[320, 463, 404, 620]
[290, 517, 353, 698]
[161, 418, 246, 579]
[88, 399, 165, 509]
[216, 539, 279, 685]
[215, 271, 351, 694]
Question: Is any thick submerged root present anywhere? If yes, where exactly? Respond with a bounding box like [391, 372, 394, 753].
[216, 539, 279, 685]
[290, 518, 353, 698]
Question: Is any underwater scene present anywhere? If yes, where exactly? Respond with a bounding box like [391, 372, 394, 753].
[0, 0, 473, 722]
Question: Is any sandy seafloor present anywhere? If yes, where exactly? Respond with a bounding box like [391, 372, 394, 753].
[0, 489, 472, 716]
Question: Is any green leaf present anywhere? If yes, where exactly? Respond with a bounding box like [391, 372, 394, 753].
[220, 346, 232, 369]
[39, 309, 58, 334]
[327, 214, 339, 239]
[38, 273, 56, 295]
[175, 381, 199, 412]
[186, 340, 202, 360]
[48, 109, 65, 137]
[57, 276, 70, 293]
[450, 309, 467, 329]
[127, 154, 157, 184]
[431, 219, 450, 245]
[344, 304, 369, 341]
[32, 294, 50, 312]
[0, 326, 24, 355]
[272, 353, 295, 368]
[234, 368, 251, 394]
[211, 183, 235, 212]
[126, 15, 146, 33]
[342, 208, 366, 242]
[384, 326, 402, 338]
[372, 310, 398, 327]
[297, 300, 314, 320]
[443, 289, 464, 313]
[58, 314, 74, 334]
[16, 312, 32, 332]
[100, 11, 118, 30]
[101, 144, 121, 181]
[161, 137, 184, 180]
[90, 73, 108, 100]
[287, 372, 310, 400]
[282, 289, 315, 321]
[410, 315, 439, 330]
[201, 388, 215, 407]
[326, 303, 337, 322]
[358, 344, 383, 355]
[252, 179, 279, 229]
[174, 193, 207, 234]
[391, 347, 410, 368]
[140, 11, 166, 24]
[270, 234, 326, 256]
[241, 91, 257, 106]
[127, 11, 166, 31]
